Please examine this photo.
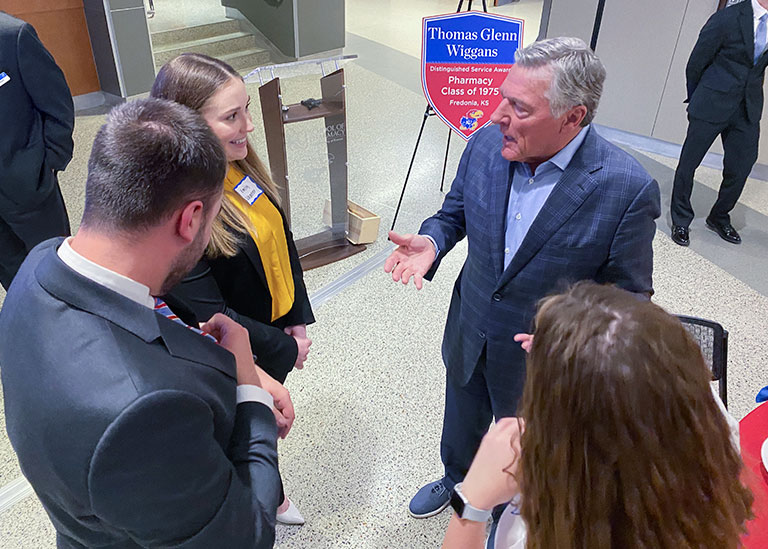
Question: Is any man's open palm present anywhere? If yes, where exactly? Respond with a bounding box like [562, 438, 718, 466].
[383, 231, 436, 290]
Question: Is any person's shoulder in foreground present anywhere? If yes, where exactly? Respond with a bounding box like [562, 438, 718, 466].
[0, 10, 24, 31]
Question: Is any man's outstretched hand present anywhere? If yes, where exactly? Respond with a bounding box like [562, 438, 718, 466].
[383, 231, 437, 290]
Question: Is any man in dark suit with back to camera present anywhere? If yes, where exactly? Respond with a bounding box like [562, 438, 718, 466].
[0, 11, 74, 289]
[385, 37, 660, 519]
[0, 98, 294, 548]
[671, 0, 768, 246]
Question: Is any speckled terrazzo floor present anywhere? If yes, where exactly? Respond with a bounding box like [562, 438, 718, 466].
[642, 149, 768, 218]
[2, 0, 768, 546]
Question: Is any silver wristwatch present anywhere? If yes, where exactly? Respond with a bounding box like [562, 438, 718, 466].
[450, 482, 492, 522]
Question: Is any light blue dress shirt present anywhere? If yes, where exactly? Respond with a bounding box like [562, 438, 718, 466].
[752, 0, 768, 63]
[503, 125, 590, 269]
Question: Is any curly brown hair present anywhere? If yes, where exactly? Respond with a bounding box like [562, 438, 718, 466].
[519, 282, 752, 549]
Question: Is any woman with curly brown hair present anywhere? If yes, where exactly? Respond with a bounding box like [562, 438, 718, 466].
[443, 282, 752, 549]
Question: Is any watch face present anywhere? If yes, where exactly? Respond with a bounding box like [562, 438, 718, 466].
[449, 490, 465, 516]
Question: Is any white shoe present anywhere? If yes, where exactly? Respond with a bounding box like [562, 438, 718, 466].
[276, 498, 305, 525]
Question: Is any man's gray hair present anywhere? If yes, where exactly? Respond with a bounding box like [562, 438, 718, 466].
[514, 37, 606, 126]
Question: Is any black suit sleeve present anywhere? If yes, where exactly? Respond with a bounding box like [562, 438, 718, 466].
[225, 307, 298, 382]
[419, 131, 475, 280]
[167, 261, 298, 382]
[88, 391, 280, 549]
[685, 13, 725, 100]
[16, 23, 74, 172]
[279, 223, 315, 328]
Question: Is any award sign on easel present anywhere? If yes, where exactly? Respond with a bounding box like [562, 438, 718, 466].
[391, 5, 523, 231]
[422, 11, 523, 139]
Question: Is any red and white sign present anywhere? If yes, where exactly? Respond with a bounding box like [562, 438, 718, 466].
[422, 12, 524, 140]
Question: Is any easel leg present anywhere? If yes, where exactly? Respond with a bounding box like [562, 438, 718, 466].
[390, 105, 432, 233]
[391, 0, 487, 231]
[440, 129, 452, 193]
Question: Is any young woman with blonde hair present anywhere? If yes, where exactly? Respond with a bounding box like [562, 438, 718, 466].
[151, 53, 314, 525]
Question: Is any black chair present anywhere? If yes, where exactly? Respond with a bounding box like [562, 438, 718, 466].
[676, 315, 728, 409]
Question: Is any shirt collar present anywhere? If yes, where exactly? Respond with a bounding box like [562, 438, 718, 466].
[547, 124, 591, 172]
[753, 0, 767, 21]
[57, 237, 155, 309]
[515, 125, 591, 177]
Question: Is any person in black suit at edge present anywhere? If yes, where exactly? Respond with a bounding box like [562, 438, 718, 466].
[0, 11, 73, 290]
[0, 98, 294, 548]
[671, 0, 768, 246]
[151, 53, 314, 525]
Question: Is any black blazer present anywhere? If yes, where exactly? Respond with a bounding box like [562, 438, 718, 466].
[0, 12, 74, 212]
[0, 239, 281, 548]
[166, 198, 315, 383]
[686, 0, 768, 124]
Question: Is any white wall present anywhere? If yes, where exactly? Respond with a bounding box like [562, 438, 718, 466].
[545, 0, 768, 164]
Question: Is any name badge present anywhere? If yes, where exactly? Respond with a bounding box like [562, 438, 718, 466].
[0, 72, 10, 88]
[233, 175, 263, 205]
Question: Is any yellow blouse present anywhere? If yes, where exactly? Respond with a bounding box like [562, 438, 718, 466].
[224, 165, 294, 322]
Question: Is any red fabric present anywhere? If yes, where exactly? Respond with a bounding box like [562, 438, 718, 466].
[740, 403, 768, 548]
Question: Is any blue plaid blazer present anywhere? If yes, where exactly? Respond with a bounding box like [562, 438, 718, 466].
[420, 124, 660, 407]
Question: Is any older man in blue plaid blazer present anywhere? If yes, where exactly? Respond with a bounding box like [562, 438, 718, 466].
[385, 37, 661, 519]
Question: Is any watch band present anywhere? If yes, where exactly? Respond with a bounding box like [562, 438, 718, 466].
[450, 482, 492, 522]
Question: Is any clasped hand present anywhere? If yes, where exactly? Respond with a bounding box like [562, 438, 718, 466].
[460, 417, 525, 511]
[285, 324, 311, 369]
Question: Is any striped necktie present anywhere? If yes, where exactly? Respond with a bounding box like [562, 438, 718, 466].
[755, 13, 767, 64]
[153, 297, 217, 343]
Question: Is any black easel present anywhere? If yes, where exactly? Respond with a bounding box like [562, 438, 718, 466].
[390, 0, 488, 232]
[589, 0, 607, 51]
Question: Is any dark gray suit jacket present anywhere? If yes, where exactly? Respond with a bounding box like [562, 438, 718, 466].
[0, 239, 281, 548]
[421, 125, 660, 408]
[0, 12, 74, 212]
[686, 0, 768, 124]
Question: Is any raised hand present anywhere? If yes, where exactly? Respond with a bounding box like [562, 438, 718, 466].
[201, 313, 261, 387]
[383, 231, 437, 290]
[203, 314, 295, 438]
[513, 333, 534, 353]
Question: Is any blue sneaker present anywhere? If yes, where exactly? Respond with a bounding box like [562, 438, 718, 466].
[408, 478, 451, 518]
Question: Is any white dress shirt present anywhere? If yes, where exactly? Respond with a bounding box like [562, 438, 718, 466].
[57, 238, 273, 409]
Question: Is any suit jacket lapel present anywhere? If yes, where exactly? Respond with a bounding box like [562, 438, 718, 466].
[740, 1, 756, 62]
[35, 240, 236, 380]
[154, 315, 236, 379]
[489, 160, 514, 279]
[495, 131, 602, 290]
